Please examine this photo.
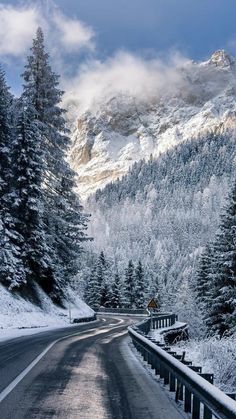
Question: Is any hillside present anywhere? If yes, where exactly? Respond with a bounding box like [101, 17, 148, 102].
[0, 283, 93, 331]
[86, 131, 236, 332]
[69, 50, 236, 199]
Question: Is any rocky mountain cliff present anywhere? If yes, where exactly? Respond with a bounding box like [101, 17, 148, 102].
[69, 50, 236, 198]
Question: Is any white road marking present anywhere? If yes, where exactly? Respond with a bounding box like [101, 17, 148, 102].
[0, 329, 87, 404]
[0, 341, 55, 403]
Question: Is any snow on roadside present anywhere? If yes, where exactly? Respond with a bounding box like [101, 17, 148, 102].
[125, 338, 189, 418]
[0, 284, 94, 339]
[149, 321, 187, 343]
[149, 320, 236, 393]
[172, 336, 236, 393]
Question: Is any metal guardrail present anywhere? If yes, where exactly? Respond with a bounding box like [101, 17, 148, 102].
[152, 313, 177, 328]
[72, 314, 97, 323]
[97, 307, 148, 315]
[128, 316, 236, 419]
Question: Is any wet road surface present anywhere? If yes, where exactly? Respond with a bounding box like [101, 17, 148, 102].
[0, 315, 185, 419]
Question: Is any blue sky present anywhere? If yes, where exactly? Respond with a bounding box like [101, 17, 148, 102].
[1, 0, 236, 95]
[55, 0, 236, 59]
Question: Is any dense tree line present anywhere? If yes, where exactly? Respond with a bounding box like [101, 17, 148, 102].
[0, 29, 89, 304]
[195, 182, 236, 337]
[84, 252, 149, 310]
[88, 130, 235, 334]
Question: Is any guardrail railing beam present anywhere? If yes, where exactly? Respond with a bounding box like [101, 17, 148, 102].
[128, 313, 236, 419]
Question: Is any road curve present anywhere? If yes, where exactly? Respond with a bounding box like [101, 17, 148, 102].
[0, 315, 185, 419]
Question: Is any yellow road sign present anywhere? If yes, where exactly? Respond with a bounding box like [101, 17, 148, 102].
[147, 298, 158, 309]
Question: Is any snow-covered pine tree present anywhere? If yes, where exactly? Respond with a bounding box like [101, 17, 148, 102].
[22, 28, 89, 298]
[110, 273, 122, 308]
[124, 260, 135, 308]
[51, 168, 90, 291]
[11, 100, 52, 292]
[100, 282, 113, 307]
[84, 251, 108, 309]
[84, 266, 99, 309]
[194, 244, 214, 315]
[205, 182, 236, 336]
[98, 251, 111, 307]
[134, 260, 145, 308]
[99, 251, 106, 268]
[0, 67, 25, 288]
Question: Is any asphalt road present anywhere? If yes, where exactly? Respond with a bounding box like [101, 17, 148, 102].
[0, 315, 185, 419]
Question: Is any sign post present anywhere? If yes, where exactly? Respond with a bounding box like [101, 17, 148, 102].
[68, 301, 72, 324]
[147, 298, 158, 330]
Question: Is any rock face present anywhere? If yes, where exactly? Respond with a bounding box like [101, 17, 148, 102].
[69, 51, 236, 199]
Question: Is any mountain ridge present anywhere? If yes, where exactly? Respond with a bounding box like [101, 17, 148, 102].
[69, 50, 236, 199]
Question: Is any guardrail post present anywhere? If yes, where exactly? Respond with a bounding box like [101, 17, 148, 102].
[175, 380, 184, 403]
[192, 395, 200, 419]
[200, 374, 214, 419]
[203, 406, 212, 419]
[164, 368, 169, 385]
[169, 374, 176, 392]
[184, 387, 192, 413]
[150, 352, 155, 370]
[142, 346, 146, 361]
[159, 362, 165, 379]
[153, 354, 159, 375]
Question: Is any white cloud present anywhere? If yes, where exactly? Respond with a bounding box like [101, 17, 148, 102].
[0, 4, 40, 56]
[53, 11, 94, 51]
[62, 51, 191, 117]
[0, 2, 95, 58]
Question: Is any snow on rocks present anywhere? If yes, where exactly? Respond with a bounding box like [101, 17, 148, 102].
[69, 50, 236, 199]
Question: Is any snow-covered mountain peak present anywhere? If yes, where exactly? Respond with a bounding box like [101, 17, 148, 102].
[69, 51, 236, 199]
[208, 50, 235, 69]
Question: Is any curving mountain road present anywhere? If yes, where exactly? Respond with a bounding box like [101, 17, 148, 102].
[0, 315, 185, 419]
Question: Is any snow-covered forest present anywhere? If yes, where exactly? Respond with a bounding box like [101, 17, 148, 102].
[0, 28, 89, 307]
[85, 131, 236, 337]
[0, 27, 235, 343]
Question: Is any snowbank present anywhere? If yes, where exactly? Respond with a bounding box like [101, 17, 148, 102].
[149, 321, 187, 343]
[172, 336, 236, 393]
[0, 284, 94, 335]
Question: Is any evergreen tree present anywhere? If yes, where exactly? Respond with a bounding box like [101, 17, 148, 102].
[124, 260, 135, 307]
[0, 67, 25, 288]
[205, 182, 236, 336]
[84, 266, 100, 309]
[100, 282, 112, 307]
[84, 251, 108, 309]
[195, 244, 214, 313]
[97, 251, 110, 307]
[110, 273, 122, 308]
[21, 28, 89, 297]
[11, 100, 50, 289]
[0, 67, 12, 198]
[51, 170, 90, 289]
[99, 251, 106, 268]
[134, 260, 145, 308]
